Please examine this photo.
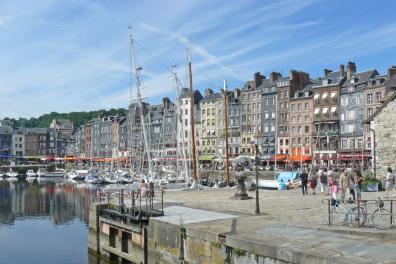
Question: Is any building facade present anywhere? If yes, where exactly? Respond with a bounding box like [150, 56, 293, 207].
[260, 72, 282, 157]
[312, 66, 345, 165]
[339, 64, 377, 165]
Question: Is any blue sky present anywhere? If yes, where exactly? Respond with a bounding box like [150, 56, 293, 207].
[1, 0, 396, 118]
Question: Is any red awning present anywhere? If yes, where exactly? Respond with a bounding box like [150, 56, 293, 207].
[288, 155, 312, 162]
[274, 154, 288, 161]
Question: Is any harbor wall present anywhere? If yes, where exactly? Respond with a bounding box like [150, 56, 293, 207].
[88, 203, 294, 264]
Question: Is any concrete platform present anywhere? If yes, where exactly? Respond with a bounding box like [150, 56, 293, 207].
[155, 206, 238, 225]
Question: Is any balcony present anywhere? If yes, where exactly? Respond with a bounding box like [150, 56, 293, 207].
[312, 131, 339, 137]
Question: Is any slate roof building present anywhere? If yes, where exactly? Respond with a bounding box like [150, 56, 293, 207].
[260, 72, 282, 158]
[339, 63, 378, 166]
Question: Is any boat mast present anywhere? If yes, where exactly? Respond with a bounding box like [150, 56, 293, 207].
[172, 63, 189, 182]
[188, 39, 198, 187]
[223, 79, 230, 187]
[129, 28, 153, 177]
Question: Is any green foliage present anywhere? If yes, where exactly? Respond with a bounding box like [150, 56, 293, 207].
[211, 241, 222, 248]
[232, 248, 247, 257]
[10, 108, 126, 128]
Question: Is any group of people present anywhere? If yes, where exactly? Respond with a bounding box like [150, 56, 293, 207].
[138, 179, 155, 197]
[298, 166, 396, 202]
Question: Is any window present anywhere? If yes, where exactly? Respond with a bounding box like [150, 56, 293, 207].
[265, 98, 270, 105]
[341, 113, 345, 121]
[252, 103, 256, 110]
[305, 138, 310, 144]
[242, 94, 246, 101]
[297, 115, 301, 122]
[291, 104, 295, 111]
[367, 108, 373, 117]
[285, 91, 289, 98]
[376, 92, 382, 102]
[342, 139, 348, 149]
[348, 110, 355, 120]
[305, 126, 309, 133]
[297, 103, 302, 110]
[367, 93, 373, 104]
[272, 112, 275, 119]
[271, 124, 275, 131]
[355, 96, 360, 105]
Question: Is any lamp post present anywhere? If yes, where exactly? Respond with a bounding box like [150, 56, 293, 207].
[254, 143, 260, 215]
[369, 127, 376, 179]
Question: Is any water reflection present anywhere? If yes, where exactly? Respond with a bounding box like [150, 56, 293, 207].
[0, 179, 100, 264]
[0, 179, 97, 226]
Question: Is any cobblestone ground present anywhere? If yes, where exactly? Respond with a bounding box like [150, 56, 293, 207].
[162, 187, 396, 228]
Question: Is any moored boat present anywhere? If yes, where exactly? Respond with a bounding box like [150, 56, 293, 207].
[37, 168, 65, 178]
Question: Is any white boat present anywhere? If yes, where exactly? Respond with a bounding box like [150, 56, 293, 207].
[84, 173, 103, 184]
[37, 168, 65, 178]
[26, 169, 38, 178]
[0, 171, 5, 178]
[66, 170, 87, 180]
[6, 169, 18, 178]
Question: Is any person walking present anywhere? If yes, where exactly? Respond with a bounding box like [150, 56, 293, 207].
[354, 170, 363, 202]
[319, 168, 328, 195]
[300, 169, 309, 195]
[339, 169, 350, 202]
[384, 167, 395, 198]
[308, 171, 317, 195]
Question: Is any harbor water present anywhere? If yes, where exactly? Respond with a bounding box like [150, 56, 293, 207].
[0, 179, 100, 264]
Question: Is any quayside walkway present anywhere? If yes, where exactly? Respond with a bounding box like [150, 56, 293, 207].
[90, 188, 396, 264]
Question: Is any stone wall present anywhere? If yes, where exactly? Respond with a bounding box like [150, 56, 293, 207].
[372, 98, 396, 177]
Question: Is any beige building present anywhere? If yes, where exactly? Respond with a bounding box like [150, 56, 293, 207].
[289, 89, 313, 158]
[240, 73, 263, 156]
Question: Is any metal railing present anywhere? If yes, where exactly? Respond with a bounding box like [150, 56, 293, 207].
[98, 188, 164, 224]
[323, 198, 395, 229]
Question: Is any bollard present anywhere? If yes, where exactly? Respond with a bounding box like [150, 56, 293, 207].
[132, 190, 135, 208]
[161, 189, 164, 213]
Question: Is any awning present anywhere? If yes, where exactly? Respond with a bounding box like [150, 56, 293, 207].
[322, 93, 328, 99]
[331, 107, 337, 113]
[314, 94, 319, 100]
[199, 155, 215, 161]
[274, 154, 287, 161]
[322, 107, 328, 114]
[314, 108, 320, 114]
[288, 155, 312, 162]
[330, 92, 337, 98]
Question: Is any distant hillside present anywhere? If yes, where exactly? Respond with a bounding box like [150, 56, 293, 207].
[7, 108, 126, 129]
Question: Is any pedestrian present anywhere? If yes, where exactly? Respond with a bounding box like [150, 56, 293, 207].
[327, 167, 333, 186]
[300, 169, 308, 195]
[319, 168, 328, 195]
[278, 179, 286, 190]
[139, 179, 148, 196]
[330, 180, 339, 200]
[354, 170, 363, 202]
[308, 171, 317, 195]
[384, 167, 395, 198]
[339, 169, 350, 202]
[148, 181, 155, 198]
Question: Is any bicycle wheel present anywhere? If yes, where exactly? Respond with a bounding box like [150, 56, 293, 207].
[349, 207, 366, 227]
[329, 207, 337, 225]
[371, 208, 393, 230]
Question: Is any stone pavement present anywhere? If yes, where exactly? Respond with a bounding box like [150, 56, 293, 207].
[158, 188, 396, 263]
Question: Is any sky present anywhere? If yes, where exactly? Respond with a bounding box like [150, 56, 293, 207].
[1, 0, 396, 118]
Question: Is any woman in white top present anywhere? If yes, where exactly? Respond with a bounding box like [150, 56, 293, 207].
[385, 167, 395, 198]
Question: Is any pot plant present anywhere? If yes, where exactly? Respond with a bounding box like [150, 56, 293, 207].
[362, 177, 381, 192]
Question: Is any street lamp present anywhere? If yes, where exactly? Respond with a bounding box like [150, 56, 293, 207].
[254, 143, 260, 215]
[369, 127, 376, 179]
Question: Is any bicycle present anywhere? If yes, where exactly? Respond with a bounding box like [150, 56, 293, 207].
[351, 198, 395, 230]
[372, 197, 394, 230]
[325, 198, 356, 227]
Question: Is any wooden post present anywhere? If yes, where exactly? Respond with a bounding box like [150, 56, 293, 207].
[223, 80, 230, 187]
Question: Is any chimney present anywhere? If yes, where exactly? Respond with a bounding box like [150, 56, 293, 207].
[254, 72, 265, 88]
[323, 69, 332, 77]
[340, 64, 345, 77]
[387, 66, 396, 79]
[270, 72, 282, 82]
[204, 88, 213, 97]
[347, 61, 356, 79]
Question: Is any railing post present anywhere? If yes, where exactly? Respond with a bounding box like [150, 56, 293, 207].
[357, 200, 360, 228]
[327, 199, 331, 225]
[139, 190, 142, 222]
[391, 200, 393, 226]
[161, 189, 164, 214]
[132, 190, 135, 208]
[121, 189, 124, 206]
